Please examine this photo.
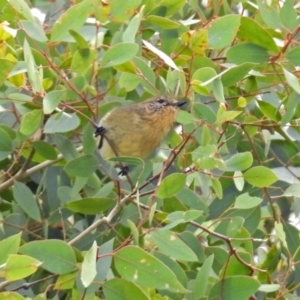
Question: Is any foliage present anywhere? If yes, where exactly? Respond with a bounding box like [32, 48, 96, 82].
[0, 0, 300, 299]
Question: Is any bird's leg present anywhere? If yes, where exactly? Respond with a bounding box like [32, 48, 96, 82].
[117, 165, 129, 176]
[94, 126, 132, 182]
[94, 126, 105, 149]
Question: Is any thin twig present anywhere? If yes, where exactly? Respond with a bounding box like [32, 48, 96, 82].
[68, 190, 136, 245]
[0, 147, 83, 193]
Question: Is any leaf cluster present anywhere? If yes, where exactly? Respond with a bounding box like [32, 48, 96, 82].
[0, 0, 300, 299]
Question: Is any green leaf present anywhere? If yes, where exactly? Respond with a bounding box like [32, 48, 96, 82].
[166, 210, 203, 224]
[9, 94, 29, 103]
[275, 222, 287, 248]
[110, 0, 142, 22]
[65, 198, 115, 214]
[243, 166, 277, 187]
[132, 57, 157, 94]
[114, 246, 189, 293]
[234, 193, 263, 209]
[96, 181, 114, 199]
[259, 284, 280, 293]
[280, 0, 298, 31]
[13, 181, 41, 221]
[19, 240, 77, 274]
[8, 93, 32, 103]
[0, 59, 15, 86]
[95, 239, 114, 283]
[216, 108, 241, 124]
[209, 276, 260, 300]
[283, 221, 300, 255]
[43, 112, 80, 133]
[192, 67, 217, 95]
[83, 123, 97, 154]
[220, 252, 252, 277]
[192, 144, 217, 160]
[150, 230, 198, 261]
[103, 278, 150, 300]
[146, 15, 180, 29]
[227, 207, 261, 235]
[237, 17, 278, 52]
[283, 183, 300, 197]
[226, 43, 269, 64]
[51, 1, 93, 42]
[0, 128, 12, 152]
[0, 233, 21, 265]
[233, 171, 244, 191]
[5, 254, 41, 280]
[54, 272, 76, 290]
[243, 115, 259, 136]
[43, 90, 65, 114]
[286, 46, 300, 65]
[238, 96, 247, 107]
[119, 72, 142, 91]
[20, 20, 48, 42]
[256, 0, 281, 29]
[221, 63, 255, 87]
[159, 0, 185, 15]
[81, 241, 97, 287]
[154, 251, 189, 286]
[199, 124, 213, 146]
[257, 100, 281, 121]
[69, 29, 89, 49]
[142, 40, 179, 70]
[23, 39, 43, 93]
[193, 255, 214, 299]
[157, 173, 186, 198]
[212, 77, 225, 103]
[7, 0, 35, 21]
[127, 219, 140, 246]
[282, 67, 300, 94]
[64, 154, 98, 177]
[71, 49, 98, 73]
[224, 152, 253, 171]
[208, 15, 240, 49]
[177, 188, 209, 213]
[33, 140, 58, 160]
[0, 292, 26, 299]
[182, 29, 208, 55]
[54, 134, 79, 161]
[193, 103, 216, 123]
[108, 156, 144, 166]
[102, 43, 139, 68]
[176, 110, 194, 125]
[20, 109, 43, 136]
[122, 13, 142, 43]
[211, 178, 223, 199]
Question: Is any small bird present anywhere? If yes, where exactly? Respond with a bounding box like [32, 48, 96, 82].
[94, 96, 186, 163]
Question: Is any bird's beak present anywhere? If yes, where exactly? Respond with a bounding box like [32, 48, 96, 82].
[174, 100, 187, 107]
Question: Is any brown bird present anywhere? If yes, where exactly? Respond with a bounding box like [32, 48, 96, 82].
[94, 96, 186, 160]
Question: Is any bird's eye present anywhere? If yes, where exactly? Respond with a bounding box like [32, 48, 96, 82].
[157, 99, 165, 104]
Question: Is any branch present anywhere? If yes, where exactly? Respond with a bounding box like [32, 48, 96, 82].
[132, 199, 268, 275]
[0, 147, 83, 193]
[68, 188, 137, 245]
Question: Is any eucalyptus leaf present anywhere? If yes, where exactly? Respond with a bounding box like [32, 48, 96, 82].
[44, 112, 80, 133]
[114, 246, 189, 293]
